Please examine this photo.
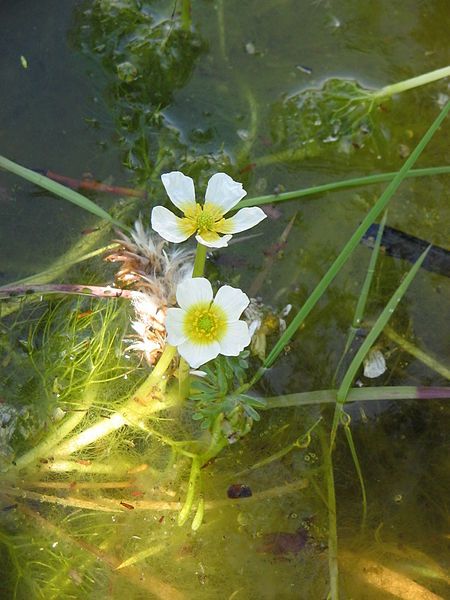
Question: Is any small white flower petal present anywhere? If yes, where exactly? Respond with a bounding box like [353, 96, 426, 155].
[218, 321, 251, 356]
[204, 173, 246, 213]
[151, 206, 191, 243]
[213, 285, 250, 321]
[161, 171, 196, 212]
[189, 370, 208, 378]
[195, 233, 232, 248]
[217, 207, 267, 234]
[165, 308, 188, 345]
[363, 349, 387, 379]
[178, 340, 221, 368]
[176, 277, 213, 310]
[248, 318, 261, 338]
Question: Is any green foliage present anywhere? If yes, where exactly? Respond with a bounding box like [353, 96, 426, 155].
[72, 0, 207, 183]
[269, 78, 385, 159]
[189, 352, 266, 431]
[0, 156, 126, 228]
[258, 100, 450, 376]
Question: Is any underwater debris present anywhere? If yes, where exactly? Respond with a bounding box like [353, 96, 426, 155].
[363, 348, 387, 379]
[362, 223, 450, 278]
[106, 219, 194, 365]
[227, 483, 252, 499]
[244, 298, 291, 361]
[260, 526, 310, 556]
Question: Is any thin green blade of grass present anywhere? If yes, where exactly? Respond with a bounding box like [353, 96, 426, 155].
[0, 155, 129, 230]
[352, 210, 387, 329]
[333, 211, 388, 385]
[237, 166, 450, 209]
[0, 243, 120, 289]
[336, 246, 430, 405]
[341, 414, 367, 528]
[260, 101, 450, 374]
[261, 385, 450, 408]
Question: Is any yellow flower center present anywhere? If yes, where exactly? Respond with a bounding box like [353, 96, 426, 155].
[181, 203, 226, 239]
[183, 302, 228, 344]
[196, 210, 215, 233]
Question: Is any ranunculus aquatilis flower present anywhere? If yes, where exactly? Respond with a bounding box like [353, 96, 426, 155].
[151, 171, 267, 248]
[165, 277, 251, 368]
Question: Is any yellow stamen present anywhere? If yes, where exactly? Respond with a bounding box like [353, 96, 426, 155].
[183, 302, 227, 344]
[182, 203, 225, 237]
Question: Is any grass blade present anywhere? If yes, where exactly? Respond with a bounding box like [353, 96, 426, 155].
[333, 211, 388, 384]
[336, 246, 430, 404]
[260, 101, 450, 373]
[237, 166, 450, 209]
[0, 154, 129, 230]
[262, 385, 450, 408]
[341, 414, 367, 528]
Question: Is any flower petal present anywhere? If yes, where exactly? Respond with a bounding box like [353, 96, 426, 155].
[165, 308, 188, 345]
[213, 285, 250, 321]
[216, 207, 267, 234]
[195, 232, 232, 248]
[204, 173, 246, 213]
[176, 277, 213, 310]
[151, 206, 193, 243]
[161, 171, 196, 212]
[218, 321, 251, 356]
[177, 340, 220, 368]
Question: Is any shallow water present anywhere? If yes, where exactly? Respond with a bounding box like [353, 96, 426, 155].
[1, 1, 449, 598]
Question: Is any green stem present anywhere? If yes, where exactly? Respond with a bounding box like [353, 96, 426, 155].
[341, 414, 367, 530]
[0, 244, 119, 289]
[332, 211, 387, 386]
[181, 0, 191, 30]
[178, 457, 200, 526]
[178, 357, 191, 401]
[237, 166, 450, 209]
[384, 325, 450, 380]
[261, 102, 450, 374]
[0, 155, 128, 230]
[337, 248, 429, 405]
[192, 243, 207, 277]
[50, 346, 177, 457]
[262, 385, 450, 408]
[319, 428, 339, 600]
[9, 390, 96, 472]
[177, 415, 227, 527]
[374, 66, 450, 99]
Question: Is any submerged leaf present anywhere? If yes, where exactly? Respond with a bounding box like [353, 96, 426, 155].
[269, 78, 384, 159]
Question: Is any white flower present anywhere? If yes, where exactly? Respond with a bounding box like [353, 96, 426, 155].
[151, 171, 267, 248]
[165, 277, 251, 368]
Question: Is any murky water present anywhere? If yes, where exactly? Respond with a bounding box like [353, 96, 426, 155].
[1, 1, 449, 598]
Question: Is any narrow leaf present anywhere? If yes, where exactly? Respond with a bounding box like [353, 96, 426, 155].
[261, 101, 450, 372]
[337, 246, 430, 403]
[237, 166, 450, 209]
[0, 155, 129, 229]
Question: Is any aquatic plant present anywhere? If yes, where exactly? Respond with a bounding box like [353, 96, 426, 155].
[2, 105, 450, 594]
[265, 67, 450, 165]
[1, 3, 450, 599]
